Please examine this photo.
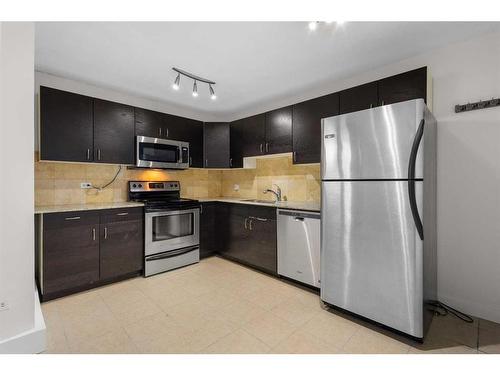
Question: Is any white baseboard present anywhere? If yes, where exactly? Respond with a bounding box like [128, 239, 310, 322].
[0, 289, 46, 354]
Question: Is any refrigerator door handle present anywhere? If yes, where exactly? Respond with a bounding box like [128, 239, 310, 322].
[408, 119, 425, 240]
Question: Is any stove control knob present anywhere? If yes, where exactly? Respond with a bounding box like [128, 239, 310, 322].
[132, 184, 137, 188]
[138, 184, 143, 188]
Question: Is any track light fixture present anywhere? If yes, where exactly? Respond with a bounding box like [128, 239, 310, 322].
[209, 84, 217, 100]
[192, 80, 198, 97]
[171, 67, 217, 100]
[172, 73, 180, 90]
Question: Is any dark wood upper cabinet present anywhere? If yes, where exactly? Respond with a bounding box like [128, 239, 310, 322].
[242, 114, 266, 157]
[135, 108, 172, 139]
[93, 99, 135, 164]
[265, 106, 292, 154]
[173, 117, 204, 168]
[40, 86, 94, 162]
[378, 67, 428, 106]
[204, 122, 230, 168]
[339, 81, 379, 115]
[292, 92, 339, 164]
[230, 119, 245, 168]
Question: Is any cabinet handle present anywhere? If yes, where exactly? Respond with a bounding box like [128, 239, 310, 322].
[229, 158, 233, 167]
[104, 227, 108, 239]
[249, 216, 268, 222]
[159, 127, 162, 137]
[205, 159, 208, 167]
[189, 156, 192, 166]
[116, 212, 129, 216]
[260, 143, 263, 153]
[64, 216, 81, 221]
[200, 205, 203, 214]
[293, 151, 297, 163]
[369, 103, 373, 109]
[97, 149, 101, 161]
[265, 142, 269, 153]
[86, 149, 90, 160]
[166, 128, 169, 137]
[92, 227, 96, 241]
[244, 217, 249, 230]
[381, 100, 385, 106]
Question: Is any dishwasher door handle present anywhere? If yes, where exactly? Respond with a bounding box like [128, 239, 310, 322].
[294, 217, 305, 221]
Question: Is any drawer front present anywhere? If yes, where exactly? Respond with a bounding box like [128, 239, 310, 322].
[44, 210, 100, 230]
[100, 207, 144, 223]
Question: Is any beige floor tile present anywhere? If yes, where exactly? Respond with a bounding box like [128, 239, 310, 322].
[123, 312, 191, 344]
[242, 312, 297, 347]
[69, 328, 138, 354]
[242, 287, 292, 310]
[300, 310, 361, 348]
[270, 296, 319, 326]
[203, 329, 270, 354]
[135, 330, 193, 354]
[218, 299, 268, 326]
[107, 297, 162, 326]
[478, 328, 500, 354]
[44, 323, 70, 354]
[426, 314, 478, 349]
[271, 330, 342, 354]
[342, 326, 411, 354]
[188, 319, 237, 353]
[164, 299, 221, 331]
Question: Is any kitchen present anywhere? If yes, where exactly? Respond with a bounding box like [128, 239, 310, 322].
[1, 12, 500, 370]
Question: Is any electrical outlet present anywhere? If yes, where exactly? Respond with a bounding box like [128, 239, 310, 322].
[80, 182, 92, 189]
[0, 301, 9, 311]
[233, 184, 240, 191]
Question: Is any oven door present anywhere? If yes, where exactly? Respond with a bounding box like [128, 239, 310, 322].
[136, 136, 189, 169]
[145, 208, 200, 256]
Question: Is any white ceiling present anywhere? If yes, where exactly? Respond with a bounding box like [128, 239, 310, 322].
[35, 22, 500, 119]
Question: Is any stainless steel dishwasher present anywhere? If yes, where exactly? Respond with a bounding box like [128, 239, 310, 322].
[277, 209, 321, 287]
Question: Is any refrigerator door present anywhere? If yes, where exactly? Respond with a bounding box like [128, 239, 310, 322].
[322, 99, 425, 180]
[320, 180, 424, 338]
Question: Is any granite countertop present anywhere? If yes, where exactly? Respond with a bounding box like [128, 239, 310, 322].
[34, 201, 145, 214]
[198, 197, 321, 212]
[35, 198, 320, 214]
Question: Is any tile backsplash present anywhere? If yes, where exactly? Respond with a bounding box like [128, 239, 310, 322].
[34, 153, 320, 206]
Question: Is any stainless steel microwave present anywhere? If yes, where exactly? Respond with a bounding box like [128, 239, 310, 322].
[136, 136, 190, 169]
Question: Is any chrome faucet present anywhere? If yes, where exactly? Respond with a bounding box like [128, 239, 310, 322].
[263, 184, 282, 202]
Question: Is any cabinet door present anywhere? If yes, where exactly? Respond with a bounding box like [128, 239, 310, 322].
[378, 67, 427, 106]
[40, 86, 94, 162]
[135, 108, 165, 138]
[204, 122, 230, 168]
[265, 106, 292, 154]
[94, 99, 135, 164]
[177, 118, 204, 168]
[339, 82, 378, 115]
[246, 206, 277, 274]
[100, 222, 143, 280]
[230, 120, 245, 168]
[42, 211, 100, 296]
[218, 204, 251, 262]
[292, 92, 339, 164]
[200, 202, 216, 258]
[242, 114, 266, 157]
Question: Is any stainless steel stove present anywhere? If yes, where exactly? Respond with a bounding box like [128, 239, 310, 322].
[129, 181, 200, 277]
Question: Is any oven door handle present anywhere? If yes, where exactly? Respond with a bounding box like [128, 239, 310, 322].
[145, 246, 199, 262]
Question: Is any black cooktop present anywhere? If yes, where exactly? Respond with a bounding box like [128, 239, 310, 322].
[128, 180, 199, 211]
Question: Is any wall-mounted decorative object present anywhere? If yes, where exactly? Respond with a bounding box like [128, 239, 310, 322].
[171, 67, 217, 100]
[455, 98, 499, 113]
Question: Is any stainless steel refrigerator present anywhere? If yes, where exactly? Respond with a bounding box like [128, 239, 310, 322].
[320, 99, 437, 339]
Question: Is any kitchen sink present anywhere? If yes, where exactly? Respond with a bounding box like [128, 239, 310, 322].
[240, 199, 276, 204]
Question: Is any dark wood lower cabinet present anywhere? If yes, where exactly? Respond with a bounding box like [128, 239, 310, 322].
[217, 203, 277, 275]
[38, 208, 144, 301]
[200, 202, 216, 258]
[42, 211, 100, 297]
[99, 208, 143, 280]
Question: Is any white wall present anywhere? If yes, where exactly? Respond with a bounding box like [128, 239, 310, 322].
[0, 23, 36, 341]
[234, 31, 500, 323]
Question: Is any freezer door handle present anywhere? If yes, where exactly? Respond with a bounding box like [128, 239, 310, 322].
[408, 119, 425, 240]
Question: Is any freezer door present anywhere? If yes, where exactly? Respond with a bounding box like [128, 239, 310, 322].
[322, 99, 425, 180]
[320, 180, 424, 338]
